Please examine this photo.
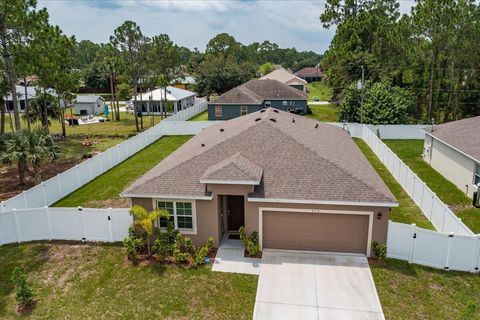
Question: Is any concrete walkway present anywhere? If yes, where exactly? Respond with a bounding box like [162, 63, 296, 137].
[254, 250, 384, 320]
[211, 236, 261, 275]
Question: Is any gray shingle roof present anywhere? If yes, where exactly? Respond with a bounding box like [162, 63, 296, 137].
[211, 79, 307, 105]
[122, 108, 396, 205]
[424, 116, 480, 162]
[200, 153, 263, 184]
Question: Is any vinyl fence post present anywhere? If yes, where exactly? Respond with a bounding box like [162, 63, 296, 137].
[430, 194, 435, 221]
[473, 235, 480, 273]
[44, 206, 52, 241]
[412, 175, 416, 200]
[88, 159, 93, 179]
[78, 206, 86, 242]
[408, 224, 417, 264]
[441, 204, 448, 232]
[12, 208, 21, 243]
[41, 182, 47, 206]
[445, 232, 454, 270]
[0, 208, 4, 245]
[57, 174, 63, 197]
[22, 191, 27, 209]
[108, 207, 114, 242]
[75, 165, 81, 187]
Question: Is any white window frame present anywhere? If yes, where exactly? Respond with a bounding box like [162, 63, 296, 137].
[154, 199, 197, 235]
[474, 163, 480, 186]
[240, 105, 248, 116]
[282, 101, 288, 107]
[215, 105, 222, 118]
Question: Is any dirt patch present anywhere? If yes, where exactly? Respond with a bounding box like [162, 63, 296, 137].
[84, 198, 131, 208]
[0, 159, 80, 201]
[449, 203, 474, 212]
[243, 250, 262, 259]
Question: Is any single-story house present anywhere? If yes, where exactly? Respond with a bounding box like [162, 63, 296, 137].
[121, 108, 397, 257]
[4, 85, 59, 112]
[131, 86, 196, 114]
[259, 68, 308, 92]
[294, 67, 324, 83]
[207, 79, 308, 120]
[423, 116, 480, 198]
[172, 76, 196, 90]
[74, 95, 105, 115]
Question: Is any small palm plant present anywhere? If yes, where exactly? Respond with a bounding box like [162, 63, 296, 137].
[130, 205, 170, 254]
[1, 128, 60, 186]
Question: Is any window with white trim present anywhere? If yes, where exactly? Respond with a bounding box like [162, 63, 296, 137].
[474, 163, 480, 185]
[282, 101, 288, 106]
[215, 106, 222, 118]
[157, 201, 194, 231]
[240, 105, 248, 116]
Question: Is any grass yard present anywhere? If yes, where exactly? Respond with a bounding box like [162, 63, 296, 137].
[354, 139, 434, 229]
[189, 110, 209, 121]
[0, 242, 257, 319]
[383, 140, 480, 233]
[371, 259, 480, 319]
[53, 135, 192, 208]
[307, 81, 332, 101]
[306, 103, 338, 122]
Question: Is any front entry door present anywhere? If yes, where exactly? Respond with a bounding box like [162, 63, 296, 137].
[227, 195, 245, 231]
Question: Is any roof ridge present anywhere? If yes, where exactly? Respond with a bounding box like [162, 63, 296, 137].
[230, 153, 261, 180]
[262, 120, 394, 201]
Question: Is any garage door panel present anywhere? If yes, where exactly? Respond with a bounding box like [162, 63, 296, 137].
[263, 211, 369, 254]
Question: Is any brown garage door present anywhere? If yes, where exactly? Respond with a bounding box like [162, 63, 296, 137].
[262, 211, 369, 254]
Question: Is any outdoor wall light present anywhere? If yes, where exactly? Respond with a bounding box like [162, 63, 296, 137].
[377, 212, 383, 220]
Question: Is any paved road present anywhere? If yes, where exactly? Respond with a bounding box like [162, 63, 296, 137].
[253, 250, 384, 320]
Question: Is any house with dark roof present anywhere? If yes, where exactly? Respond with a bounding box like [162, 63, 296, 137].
[423, 116, 480, 198]
[294, 67, 324, 83]
[121, 108, 397, 256]
[207, 79, 308, 120]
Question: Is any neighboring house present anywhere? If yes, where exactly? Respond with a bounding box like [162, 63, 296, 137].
[121, 108, 397, 257]
[259, 68, 308, 92]
[423, 116, 480, 198]
[294, 67, 324, 83]
[74, 95, 105, 115]
[207, 79, 308, 120]
[131, 86, 196, 114]
[172, 76, 196, 90]
[5, 85, 38, 112]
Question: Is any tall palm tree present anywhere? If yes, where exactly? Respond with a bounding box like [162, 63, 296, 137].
[1, 127, 60, 186]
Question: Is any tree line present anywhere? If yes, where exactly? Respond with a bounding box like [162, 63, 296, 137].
[321, 0, 480, 124]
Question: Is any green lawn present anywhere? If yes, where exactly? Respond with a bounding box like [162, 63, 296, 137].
[54, 135, 192, 208]
[306, 103, 338, 122]
[0, 242, 257, 319]
[371, 259, 480, 319]
[189, 110, 209, 121]
[307, 81, 332, 101]
[354, 139, 434, 229]
[383, 140, 480, 233]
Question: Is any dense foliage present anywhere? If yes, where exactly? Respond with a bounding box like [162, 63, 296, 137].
[339, 81, 412, 124]
[321, 0, 480, 123]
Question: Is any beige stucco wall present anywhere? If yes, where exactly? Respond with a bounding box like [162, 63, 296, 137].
[424, 136, 477, 198]
[132, 182, 391, 257]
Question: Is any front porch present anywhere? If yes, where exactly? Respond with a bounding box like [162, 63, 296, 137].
[212, 234, 261, 275]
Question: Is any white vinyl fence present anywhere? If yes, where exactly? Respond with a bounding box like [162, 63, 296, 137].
[388, 221, 480, 273]
[0, 207, 132, 245]
[361, 126, 473, 236]
[0, 100, 210, 213]
[165, 99, 208, 121]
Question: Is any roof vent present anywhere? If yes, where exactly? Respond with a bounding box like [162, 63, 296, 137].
[260, 109, 266, 113]
[219, 128, 224, 132]
[273, 109, 279, 113]
[201, 143, 205, 147]
[315, 124, 319, 129]
[292, 118, 295, 123]
[269, 118, 276, 123]
[255, 118, 261, 122]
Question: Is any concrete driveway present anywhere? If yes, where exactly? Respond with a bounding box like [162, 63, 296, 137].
[253, 250, 384, 320]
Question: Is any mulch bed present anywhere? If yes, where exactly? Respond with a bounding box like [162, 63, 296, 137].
[125, 248, 218, 267]
[243, 250, 262, 259]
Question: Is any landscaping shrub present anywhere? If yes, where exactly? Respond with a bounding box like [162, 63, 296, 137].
[239, 227, 260, 257]
[123, 236, 143, 263]
[184, 237, 196, 257]
[192, 237, 216, 268]
[173, 233, 191, 264]
[372, 241, 387, 263]
[11, 267, 34, 310]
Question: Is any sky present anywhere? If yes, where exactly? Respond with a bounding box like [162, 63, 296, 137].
[38, 0, 416, 54]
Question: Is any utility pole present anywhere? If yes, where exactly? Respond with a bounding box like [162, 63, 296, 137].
[360, 65, 365, 124]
